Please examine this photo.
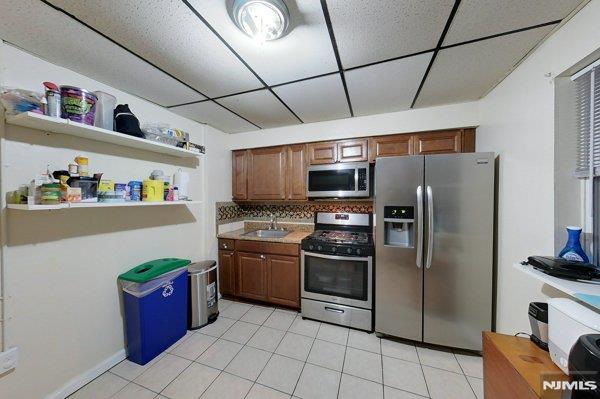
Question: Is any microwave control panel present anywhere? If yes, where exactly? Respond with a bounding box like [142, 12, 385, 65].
[358, 168, 367, 191]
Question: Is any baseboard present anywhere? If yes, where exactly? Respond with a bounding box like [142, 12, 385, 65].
[44, 349, 126, 399]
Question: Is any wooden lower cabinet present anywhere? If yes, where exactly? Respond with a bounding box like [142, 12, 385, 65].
[218, 239, 300, 308]
[267, 255, 300, 308]
[218, 249, 236, 296]
[236, 251, 268, 301]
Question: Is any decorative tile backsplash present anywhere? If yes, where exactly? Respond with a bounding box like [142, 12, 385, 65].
[217, 202, 244, 221]
[216, 201, 373, 223]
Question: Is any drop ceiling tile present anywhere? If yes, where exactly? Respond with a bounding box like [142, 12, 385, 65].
[187, 0, 338, 86]
[272, 74, 349, 123]
[346, 52, 433, 116]
[0, 1, 205, 106]
[327, 0, 454, 68]
[444, 0, 582, 46]
[416, 25, 555, 108]
[47, 0, 263, 97]
[169, 101, 258, 134]
[218, 90, 300, 129]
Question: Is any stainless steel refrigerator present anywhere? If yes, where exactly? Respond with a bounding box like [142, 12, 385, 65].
[375, 152, 494, 351]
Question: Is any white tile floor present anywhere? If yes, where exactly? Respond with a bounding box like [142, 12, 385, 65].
[69, 299, 484, 399]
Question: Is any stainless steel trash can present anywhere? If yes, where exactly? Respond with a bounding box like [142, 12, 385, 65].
[188, 260, 219, 329]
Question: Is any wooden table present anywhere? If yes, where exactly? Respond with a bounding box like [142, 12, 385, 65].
[483, 332, 568, 399]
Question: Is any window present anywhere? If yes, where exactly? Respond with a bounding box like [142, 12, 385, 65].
[572, 60, 600, 263]
[573, 64, 600, 178]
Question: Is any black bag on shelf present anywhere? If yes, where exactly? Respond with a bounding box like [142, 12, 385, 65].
[114, 104, 144, 138]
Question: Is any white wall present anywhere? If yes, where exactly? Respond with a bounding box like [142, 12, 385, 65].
[202, 124, 232, 261]
[477, 0, 600, 334]
[0, 43, 230, 399]
[227, 101, 480, 149]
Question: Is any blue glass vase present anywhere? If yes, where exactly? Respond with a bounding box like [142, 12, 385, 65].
[558, 226, 589, 262]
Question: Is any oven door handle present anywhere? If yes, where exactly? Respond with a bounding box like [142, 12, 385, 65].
[303, 251, 370, 262]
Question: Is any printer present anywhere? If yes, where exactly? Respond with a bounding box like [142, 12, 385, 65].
[548, 298, 600, 374]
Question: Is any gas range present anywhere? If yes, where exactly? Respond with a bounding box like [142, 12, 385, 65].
[301, 229, 374, 256]
[300, 212, 374, 331]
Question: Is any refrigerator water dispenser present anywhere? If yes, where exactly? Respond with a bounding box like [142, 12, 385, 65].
[383, 206, 414, 247]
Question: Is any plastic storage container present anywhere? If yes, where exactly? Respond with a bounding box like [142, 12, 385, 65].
[60, 86, 97, 125]
[188, 260, 219, 330]
[41, 183, 60, 204]
[119, 258, 191, 365]
[143, 180, 164, 202]
[94, 91, 117, 130]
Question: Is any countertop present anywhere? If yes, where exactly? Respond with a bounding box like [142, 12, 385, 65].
[217, 228, 310, 244]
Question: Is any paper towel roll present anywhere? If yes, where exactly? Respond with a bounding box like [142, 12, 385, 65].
[173, 169, 190, 200]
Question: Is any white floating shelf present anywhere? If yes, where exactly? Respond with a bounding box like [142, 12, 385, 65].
[6, 112, 201, 158]
[514, 262, 600, 311]
[7, 200, 202, 211]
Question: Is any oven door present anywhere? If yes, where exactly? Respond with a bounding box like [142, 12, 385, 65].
[301, 251, 372, 309]
[306, 163, 369, 198]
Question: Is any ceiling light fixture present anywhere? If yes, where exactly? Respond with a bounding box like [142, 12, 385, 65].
[232, 0, 290, 43]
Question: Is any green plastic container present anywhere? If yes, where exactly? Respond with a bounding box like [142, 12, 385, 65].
[119, 258, 191, 283]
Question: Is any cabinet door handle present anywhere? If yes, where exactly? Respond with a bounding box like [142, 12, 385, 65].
[260, 255, 265, 259]
[223, 244, 228, 249]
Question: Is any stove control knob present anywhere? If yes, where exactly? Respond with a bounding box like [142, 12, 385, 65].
[356, 248, 362, 255]
[346, 248, 352, 254]
[317, 245, 323, 251]
[308, 245, 314, 251]
[331, 247, 337, 253]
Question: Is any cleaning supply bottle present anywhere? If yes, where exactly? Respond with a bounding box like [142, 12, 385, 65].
[558, 226, 589, 262]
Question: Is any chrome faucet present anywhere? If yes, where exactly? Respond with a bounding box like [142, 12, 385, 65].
[269, 213, 278, 230]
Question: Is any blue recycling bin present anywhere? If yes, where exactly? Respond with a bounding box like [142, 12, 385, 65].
[119, 258, 191, 365]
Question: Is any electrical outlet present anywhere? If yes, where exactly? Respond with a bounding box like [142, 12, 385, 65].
[0, 347, 19, 374]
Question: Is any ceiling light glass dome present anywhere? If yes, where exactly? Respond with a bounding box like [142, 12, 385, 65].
[232, 0, 290, 43]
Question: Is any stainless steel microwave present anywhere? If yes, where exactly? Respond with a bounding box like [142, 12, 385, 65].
[307, 162, 370, 198]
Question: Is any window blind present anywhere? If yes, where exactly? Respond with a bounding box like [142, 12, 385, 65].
[573, 64, 600, 178]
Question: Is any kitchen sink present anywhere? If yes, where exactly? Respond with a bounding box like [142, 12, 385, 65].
[242, 229, 290, 238]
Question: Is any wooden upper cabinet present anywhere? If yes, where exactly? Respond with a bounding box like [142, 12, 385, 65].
[287, 144, 307, 200]
[233, 129, 476, 200]
[267, 255, 300, 308]
[308, 141, 337, 164]
[308, 138, 368, 164]
[368, 134, 413, 162]
[462, 128, 476, 152]
[247, 146, 287, 200]
[413, 130, 462, 155]
[337, 138, 368, 162]
[232, 150, 248, 200]
[236, 252, 267, 300]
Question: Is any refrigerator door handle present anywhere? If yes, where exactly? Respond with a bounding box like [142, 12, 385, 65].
[425, 185, 434, 268]
[416, 186, 423, 268]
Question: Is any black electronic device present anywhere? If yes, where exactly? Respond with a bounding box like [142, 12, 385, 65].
[524, 256, 600, 280]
